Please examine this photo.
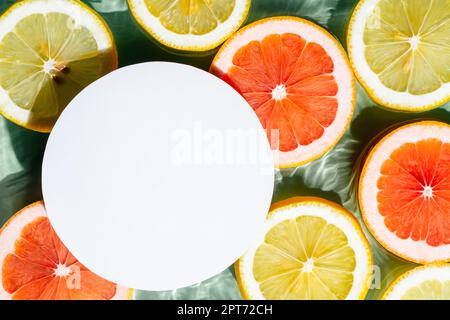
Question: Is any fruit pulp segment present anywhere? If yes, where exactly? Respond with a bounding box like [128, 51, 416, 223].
[252, 216, 356, 299]
[377, 138, 450, 247]
[222, 33, 339, 152]
[363, 0, 450, 94]
[2, 216, 118, 300]
[401, 279, 450, 299]
[145, 0, 235, 35]
[0, 13, 103, 117]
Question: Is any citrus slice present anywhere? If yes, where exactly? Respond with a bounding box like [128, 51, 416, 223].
[127, 0, 251, 51]
[348, 0, 450, 112]
[210, 17, 356, 168]
[0, 201, 132, 300]
[359, 121, 450, 264]
[382, 264, 450, 300]
[236, 197, 372, 300]
[0, 0, 117, 132]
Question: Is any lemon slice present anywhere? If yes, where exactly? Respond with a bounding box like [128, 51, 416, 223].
[127, 0, 251, 51]
[0, 0, 117, 132]
[383, 264, 450, 300]
[348, 0, 450, 111]
[236, 197, 373, 300]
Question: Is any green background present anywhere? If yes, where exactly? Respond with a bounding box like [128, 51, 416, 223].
[0, 0, 449, 300]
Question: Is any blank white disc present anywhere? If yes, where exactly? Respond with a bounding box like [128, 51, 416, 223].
[42, 62, 274, 291]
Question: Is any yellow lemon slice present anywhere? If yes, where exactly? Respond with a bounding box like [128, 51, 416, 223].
[348, 0, 450, 111]
[383, 264, 450, 300]
[127, 0, 251, 51]
[0, 0, 117, 132]
[236, 197, 373, 300]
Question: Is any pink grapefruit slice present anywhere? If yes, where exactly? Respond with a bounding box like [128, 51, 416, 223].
[210, 16, 356, 168]
[359, 121, 450, 264]
[0, 201, 132, 300]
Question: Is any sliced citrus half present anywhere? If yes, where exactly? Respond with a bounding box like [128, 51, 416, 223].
[127, 0, 251, 52]
[348, 0, 450, 112]
[0, 201, 132, 300]
[210, 16, 356, 168]
[0, 0, 117, 132]
[359, 121, 450, 264]
[382, 264, 450, 300]
[236, 197, 372, 300]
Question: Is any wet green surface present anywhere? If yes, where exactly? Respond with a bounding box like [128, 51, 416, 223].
[0, 0, 449, 300]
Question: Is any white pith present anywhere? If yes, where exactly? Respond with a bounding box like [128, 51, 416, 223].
[348, 0, 450, 111]
[54, 263, 72, 277]
[272, 84, 287, 101]
[128, 0, 250, 50]
[422, 186, 433, 198]
[409, 36, 420, 50]
[238, 200, 372, 300]
[383, 265, 450, 300]
[0, 0, 114, 129]
[302, 258, 314, 273]
[360, 122, 450, 263]
[0, 202, 130, 300]
[43, 59, 56, 73]
[213, 18, 355, 167]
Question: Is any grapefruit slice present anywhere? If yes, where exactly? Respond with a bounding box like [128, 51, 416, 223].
[236, 197, 372, 300]
[359, 121, 450, 264]
[0, 0, 117, 132]
[210, 16, 356, 168]
[382, 264, 450, 300]
[127, 0, 251, 51]
[348, 0, 450, 111]
[0, 201, 132, 300]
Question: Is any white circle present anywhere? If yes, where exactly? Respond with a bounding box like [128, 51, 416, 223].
[42, 62, 274, 291]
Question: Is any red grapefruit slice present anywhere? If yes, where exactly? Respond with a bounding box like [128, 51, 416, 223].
[210, 16, 356, 168]
[359, 121, 450, 264]
[0, 201, 132, 300]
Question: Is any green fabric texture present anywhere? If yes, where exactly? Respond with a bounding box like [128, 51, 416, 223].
[0, 0, 448, 300]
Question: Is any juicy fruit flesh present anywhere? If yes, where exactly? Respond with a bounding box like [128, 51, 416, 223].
[220, 33, 339, 153]
[145, 0, 235, 35]
[363, 0, 450, 95]
[377, 138, 450, 247]
[253, 215, 356, 299]
[401, 279, 450, 299]
[2, 216, 118, 300]
[0, 13, 104, 120]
